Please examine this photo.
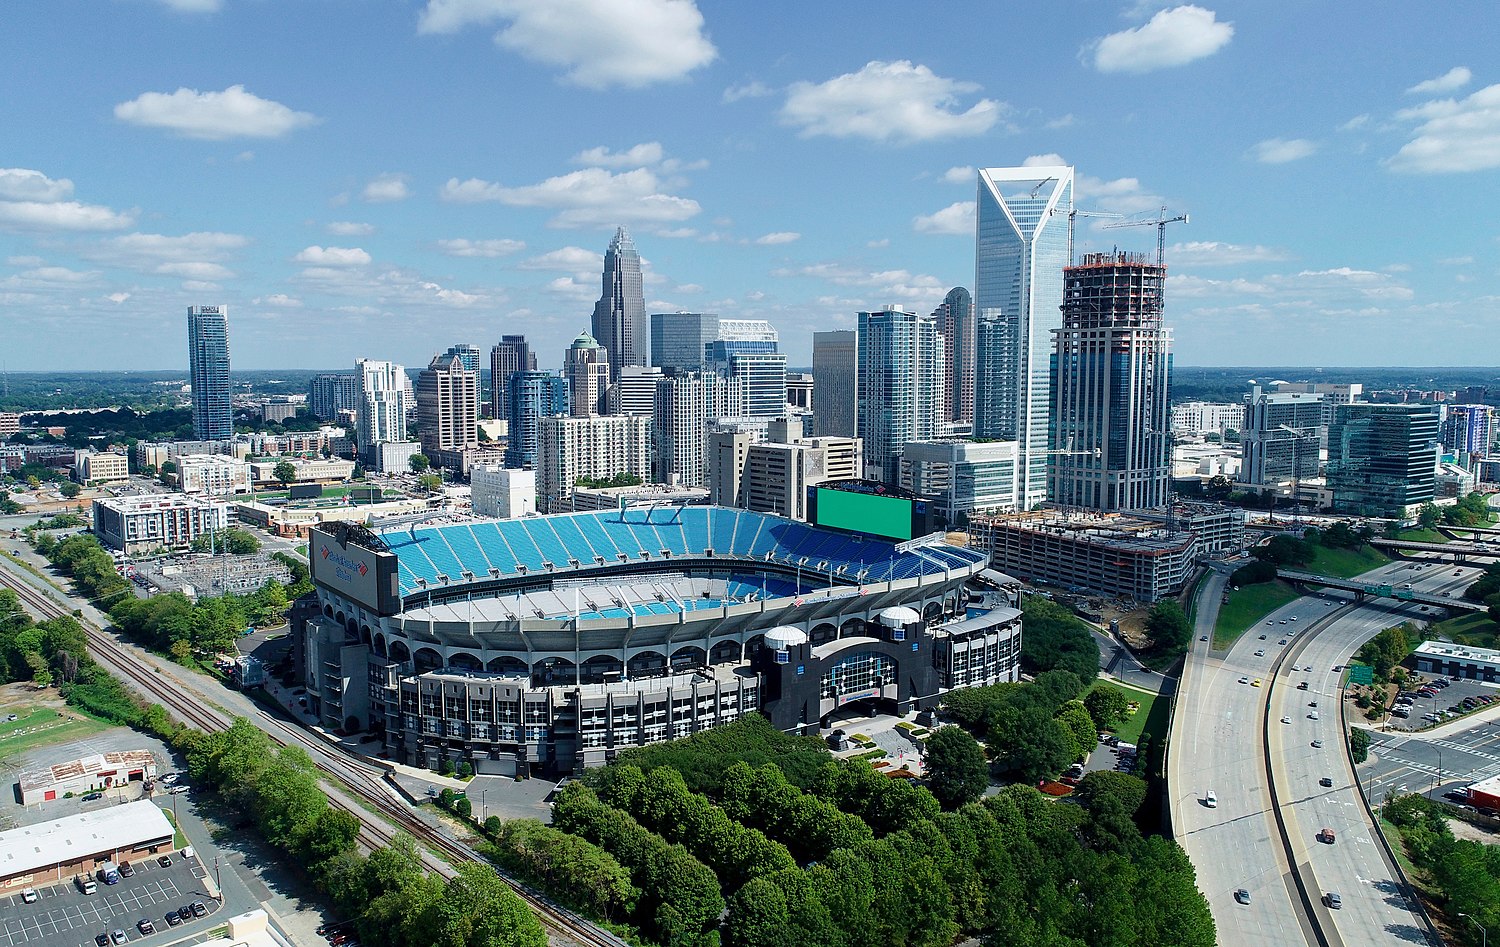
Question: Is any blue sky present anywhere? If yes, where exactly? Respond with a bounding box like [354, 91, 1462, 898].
[2, 0, 1498, 372]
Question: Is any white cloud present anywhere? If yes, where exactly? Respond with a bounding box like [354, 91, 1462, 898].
[0, 168, 73, 202]
[723, 81, 771, 103]
[754, 232, 800, 245]
[1408, 66, 1471, 96]
[439, 167, 700, 228]
[1388, 83, 1500, 173]
[781, 60, 1003, 143]
[0, 200, 134, 232]
[1088, 5, 1233, 74]
[254, 293, 304, 307]
[572, 142, 664, 168]
[294, 245, 371, 266]
[417, 0, 716, 89]
[438, 238, 527, 257]
[327, 221, 375, 236]
[941, 165, 974, 184]
[114, 85, 318, 140]
[362, 173, 410, 203]
[1251, 137, 1318, 164]
[913, 201, 975, 236]
[1166, 241, 1286, 265]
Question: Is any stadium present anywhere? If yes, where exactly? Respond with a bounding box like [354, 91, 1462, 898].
[301, 503, 1022, 775]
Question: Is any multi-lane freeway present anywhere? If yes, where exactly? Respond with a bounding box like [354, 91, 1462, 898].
[1174, 557, 1471, 947]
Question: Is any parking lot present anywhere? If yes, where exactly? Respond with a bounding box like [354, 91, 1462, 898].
[0, 854, 219, 947]
[1384, 674, 1500, 732]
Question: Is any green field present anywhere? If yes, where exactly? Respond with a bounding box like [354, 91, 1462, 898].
[0, 706, 112, 758]
[1092, 681, 1168, 747]
[1303, 544, 1390, 578]
[1426, 611, 1498, 650]
[1213, 580, 1302, 649]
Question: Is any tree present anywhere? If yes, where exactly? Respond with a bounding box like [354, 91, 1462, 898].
[409, 454, 430, 473]
[1084, 684, 1131, 731]
[60, 481, 81, 498]
[923, 726, 989, 809]
[273, 460, 298, 489]
[1145, 600, 1192, 651]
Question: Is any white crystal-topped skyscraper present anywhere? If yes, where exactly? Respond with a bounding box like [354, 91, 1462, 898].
[592, 227, 647, 376]
[973, 166, 1073, 511]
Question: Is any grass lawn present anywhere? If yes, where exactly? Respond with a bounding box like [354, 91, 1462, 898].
[1213, 580, 1302, 649]
[1426, 611, 1498, 650]
[1092, 681, 1168, 747]
[1303, 543, 1390, 578]
[0, 706, 112, 757]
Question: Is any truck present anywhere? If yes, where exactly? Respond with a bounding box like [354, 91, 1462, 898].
[98, 861, 120, 885]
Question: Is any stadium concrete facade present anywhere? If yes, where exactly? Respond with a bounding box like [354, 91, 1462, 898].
[300, 506, 1020, 776]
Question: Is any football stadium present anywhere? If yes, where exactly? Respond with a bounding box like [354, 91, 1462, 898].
[301, 503, 1021, 775]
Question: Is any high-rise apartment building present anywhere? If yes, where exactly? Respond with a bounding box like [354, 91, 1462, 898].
[592, 227, 646, 375]
[607, 366, 663, 416]
[489, 335, 536, 420]
[355, 359, 408, 464]
[1049, 252, 1172, 512]
[812, 330, 857, 437]
[504, 371, 569, 469]
[931, 287, 974, 423]
[1242, 387, 1325, 485]
[1442, 404, 1495, 458]
[974, 166, 1073, 509]
[652, 371, 743, 487]
[855, 306, 946, 484]
[1326, 403, 1441, 515]
[564, 332, 611, 417]
[650, 312, 719, 374]
[415, 353, 479, 462]
[187, 305, 232, 440]
[307, 373, 359, 421]
[537, 414, 651, 513]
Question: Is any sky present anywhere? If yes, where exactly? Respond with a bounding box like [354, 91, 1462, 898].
[2, 1, 1498, 373]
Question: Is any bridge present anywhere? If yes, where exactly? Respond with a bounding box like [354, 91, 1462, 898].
[1276, 568, 1485, 611]
[1368, 538, 1500, 563]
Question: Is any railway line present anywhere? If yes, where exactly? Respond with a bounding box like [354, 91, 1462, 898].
[0, 564, 623, 947]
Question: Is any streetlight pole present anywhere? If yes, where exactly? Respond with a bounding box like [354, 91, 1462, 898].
[1459, 912, 1487, 947]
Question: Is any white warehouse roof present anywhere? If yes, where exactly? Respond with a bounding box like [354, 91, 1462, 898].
[0, 800, 173, 880]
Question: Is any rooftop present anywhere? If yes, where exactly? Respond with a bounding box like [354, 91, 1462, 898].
[0, 801, 173, 879]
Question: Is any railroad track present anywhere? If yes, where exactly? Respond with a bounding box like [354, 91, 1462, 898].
[0, 566, 623, 947]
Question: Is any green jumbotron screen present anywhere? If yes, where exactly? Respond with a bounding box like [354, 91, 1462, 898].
[814, 488, 913, 541]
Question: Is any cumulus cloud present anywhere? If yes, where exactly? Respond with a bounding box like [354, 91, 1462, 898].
[1408, 67, 1471, 95]
[1088, 6, 1233, 74]
[723, 81, 772, 103]
[362, 173, 410, 202]
[1388, 83, 1500, 173]
[941, 165, 974, 184]
[0, 200, 134, 232]
[1251, 137, 1318, 163]
[754, 232, 800, 245]
[417, 0, 716, 89]
[114, 85, 318, 139]
[913, 201, 975, 236]
[327, 221, 375, 236]
[294, 245, 371, 266]
[781, 60, 1003, 142]
[0, 168, 74, 202]
[439, 167, 700, 228]
[438, 238, 527, 257]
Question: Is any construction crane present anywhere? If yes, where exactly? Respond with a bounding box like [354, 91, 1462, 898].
[1102, 205, 1189, 271]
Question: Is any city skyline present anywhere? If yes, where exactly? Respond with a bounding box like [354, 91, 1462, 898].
[2, 2, 1498, 372]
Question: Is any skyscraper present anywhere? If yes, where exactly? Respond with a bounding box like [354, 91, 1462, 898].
[187, 305, 232, 440]
[974, 165, 1073, 509]
[564, 332, 611, 417]
[355, 359, 408, 464]
[855, 307, 946, 484]
[812, 330, 857, 437]
[1048, 252, 1172, 512]
[489, 335, 536, 420]
[931, 287, 974, 423]
[592, 227, 646, 375]
[415, 352, 479, 460]
[504, 371, 569, 469]
[650, 312, 719, 374]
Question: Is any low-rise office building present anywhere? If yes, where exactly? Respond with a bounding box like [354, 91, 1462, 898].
[92, 494, 229, 554]
[0, 800, 174, 886]
[16, 749, 158, 805]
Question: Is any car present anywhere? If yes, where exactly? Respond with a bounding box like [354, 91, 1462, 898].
[1234, 888, 1251, 904]
[1312, 739, 1324, 748]
[1255, 649, 1265, 657]
[1252, 679, 1262, 687]
[157, 855, 173, 868]
[96, 934, 110, 947]
[119, 861, 135, 878]
[82, 791, 104, 801]
[192, 901, 208, 918]
[21, 887, 38, 903]
[111, 931, 128, 945]
[1319, 777, 1334, 787]
[1281, 716, 1291, 724]
[1239, 676, 1249, 684]
[1323, 892, 1342, 910]
[165, 911, 182, 927]
[137, 920, 155, 935]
